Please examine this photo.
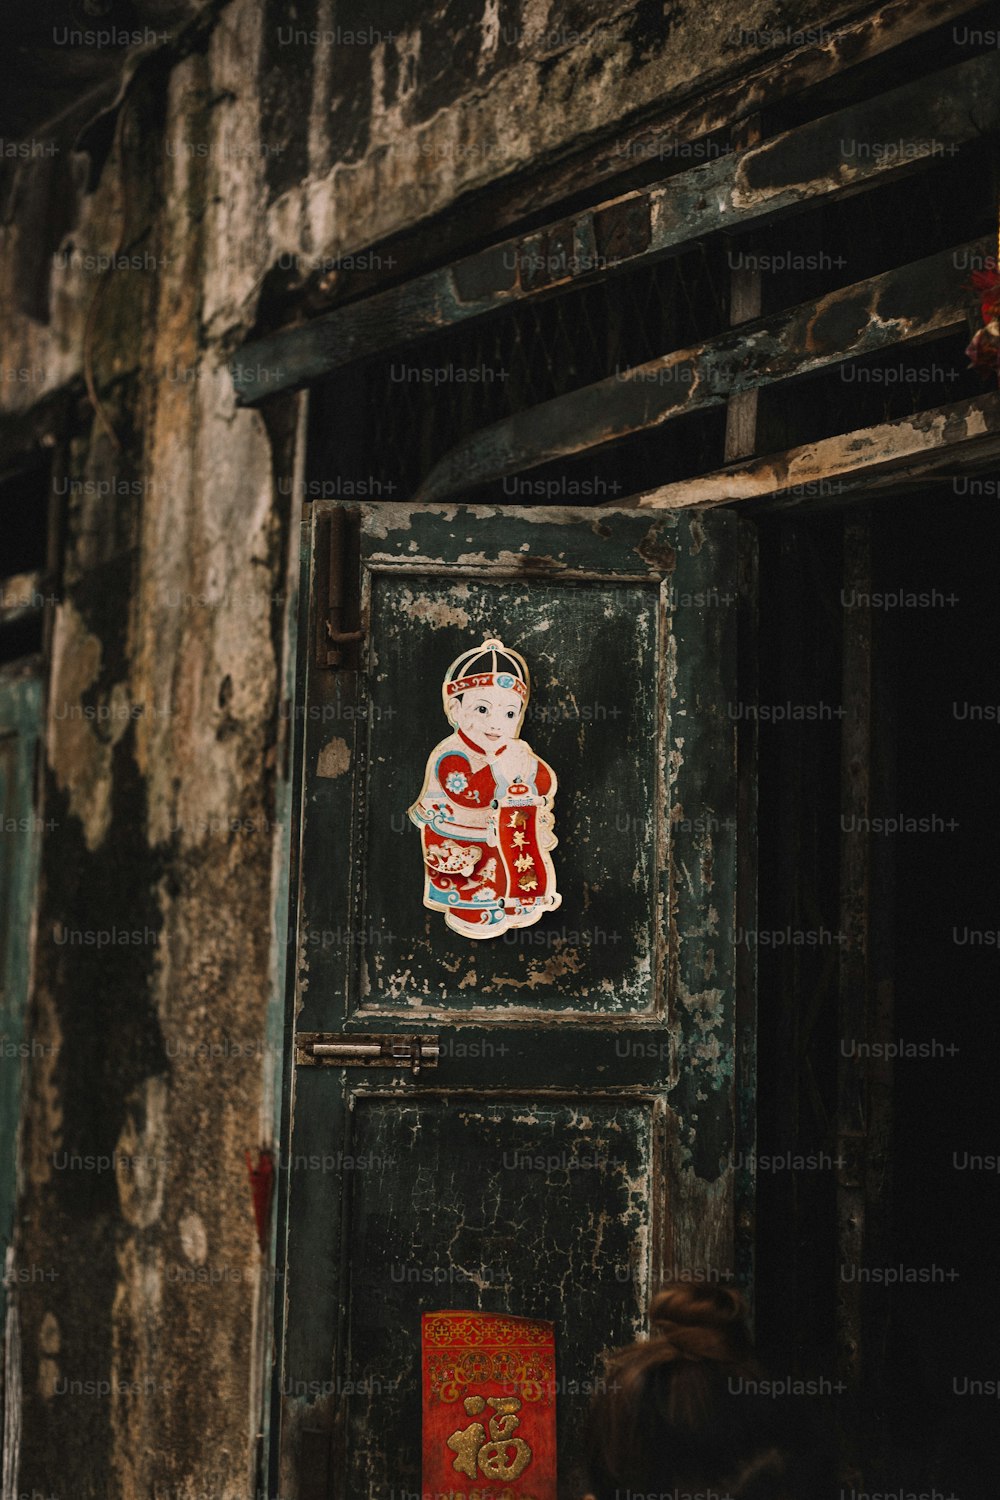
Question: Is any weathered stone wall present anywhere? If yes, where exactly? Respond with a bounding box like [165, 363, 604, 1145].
[0, 1, 861, 1494]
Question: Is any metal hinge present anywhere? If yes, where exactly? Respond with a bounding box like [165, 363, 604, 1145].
[315, 507, 365, 669]
[296, 1032, 441, 1076]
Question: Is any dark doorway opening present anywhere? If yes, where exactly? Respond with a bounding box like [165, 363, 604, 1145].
[874, 490, 1000, 1494]
[753, 488, 1000, 1492]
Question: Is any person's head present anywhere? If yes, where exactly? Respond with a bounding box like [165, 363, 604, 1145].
[585, 1283, 797, 1500]
[448, 682, 525, 746]
[443, 639, 529, 749]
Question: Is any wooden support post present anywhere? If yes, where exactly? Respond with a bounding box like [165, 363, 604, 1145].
[725, 115, 763, 463]
[836, 514, 873, 1484]
[774, 521, 808, 1334]
[835, 507, 899, 1483]
[734, 518, 759, 1305]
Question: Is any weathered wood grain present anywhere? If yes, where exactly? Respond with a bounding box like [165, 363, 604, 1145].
[661, 509, 744, 1283]
[414, 239, 988, 504]
[233, 50, 1000, 402]
[725, 115, 763, 465]
[628, 392, 1000, 511]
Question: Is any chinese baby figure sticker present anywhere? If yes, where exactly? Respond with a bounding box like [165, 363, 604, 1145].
[408, 637, 561, 938]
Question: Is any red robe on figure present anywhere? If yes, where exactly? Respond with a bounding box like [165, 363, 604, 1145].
[408, 639, 560, 939]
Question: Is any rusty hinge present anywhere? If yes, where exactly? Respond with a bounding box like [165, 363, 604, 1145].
[315, 506, 365, 669]
[296, 1032, 441, 1077]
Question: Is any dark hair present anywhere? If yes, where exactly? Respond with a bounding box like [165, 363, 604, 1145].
[586, 1284, 797, 1500]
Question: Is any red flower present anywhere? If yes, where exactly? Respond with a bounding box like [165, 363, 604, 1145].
[971, 266, 1000, 322]
[966, 260, 1000, 379]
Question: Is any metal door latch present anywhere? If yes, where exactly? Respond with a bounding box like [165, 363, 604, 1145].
[296, 1033, 440, 1076]
[316, 508, 365, 669]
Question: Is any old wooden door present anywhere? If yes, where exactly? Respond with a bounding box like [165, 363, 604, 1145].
[275, 503, 754, 1500]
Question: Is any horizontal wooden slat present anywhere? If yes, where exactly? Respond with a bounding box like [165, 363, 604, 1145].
[413, 238, 987, 503]
[232, 49, 1000, 403]
[621, 391, 1000, 511]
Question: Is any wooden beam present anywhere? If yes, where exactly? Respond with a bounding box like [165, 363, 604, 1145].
[232, 49, 1000, 403]
[413, 238, 987, 503]
[289, 0, 986, 315]
[532, 0, 990, 215]
[627, 391, 1000, 511]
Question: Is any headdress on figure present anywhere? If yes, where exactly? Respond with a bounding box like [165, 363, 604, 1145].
[442, 638, 530, 716]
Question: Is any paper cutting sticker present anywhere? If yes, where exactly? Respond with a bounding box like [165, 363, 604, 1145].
[422, 1310, 557, 1500]
[408, 638, 561, 939]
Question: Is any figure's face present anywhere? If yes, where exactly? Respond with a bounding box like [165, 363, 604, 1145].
[450, 686, 524, 747]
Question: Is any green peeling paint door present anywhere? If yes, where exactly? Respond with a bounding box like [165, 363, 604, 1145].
[0, 675, 43, 1435]
[276, 503, 755, 1500]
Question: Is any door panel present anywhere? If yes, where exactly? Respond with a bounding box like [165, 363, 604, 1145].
[341, 1093, 654, 1492]
[364, 573, 660, 1011]
[276, 504, 752, 1500]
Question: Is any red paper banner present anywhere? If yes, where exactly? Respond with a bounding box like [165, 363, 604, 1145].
[422, 1311, 557, 1500]
[497, 790, 555, 912]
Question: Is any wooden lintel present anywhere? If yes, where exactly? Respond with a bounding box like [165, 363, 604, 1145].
[233, 48, 1000, 403]
[414, 238, 986, 504]
[627, 391, 1000, 511]
[284, 0, 986, 316]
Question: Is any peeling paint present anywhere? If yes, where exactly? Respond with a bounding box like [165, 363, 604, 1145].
[178, 1212, 208, 1265]
[24, 987, 63, 1188]
[36, 1313, 60, 1401]
[393, 587, 472, 629]
[317, 736, 351, 778]
[47, 601, 115, 852]
[115, 1076, 169, 1231]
